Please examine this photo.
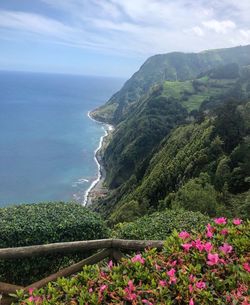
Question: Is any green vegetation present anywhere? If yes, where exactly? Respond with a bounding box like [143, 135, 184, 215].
[112, 209, 209, 240]
[1, 45, 250, 302]
[92, 54, 250, 224]
[165, 173, 219, 216]
[94, 98, 250, 224]
[0, 202, 108, 285]
[103, 91, 187, 188]
[15, 219, 250, 305]
[91, 45, 250, 123]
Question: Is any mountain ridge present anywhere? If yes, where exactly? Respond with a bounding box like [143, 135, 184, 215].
[91, 44, 250, 124]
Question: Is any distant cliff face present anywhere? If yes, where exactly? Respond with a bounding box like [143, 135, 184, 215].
[91, 45, 250, 124]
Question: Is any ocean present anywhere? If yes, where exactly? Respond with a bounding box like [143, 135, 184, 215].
[0, 71, 124, 207]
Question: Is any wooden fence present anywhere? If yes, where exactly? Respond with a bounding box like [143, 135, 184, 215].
[0, 239, 164, 305]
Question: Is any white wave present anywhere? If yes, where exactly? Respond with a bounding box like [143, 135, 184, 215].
[77, 178, 89, 184]
[83, 111, 114, 206]
[87, 110, 114, 132]
[72, 178, 89, 188]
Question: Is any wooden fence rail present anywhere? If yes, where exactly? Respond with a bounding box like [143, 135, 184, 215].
[0, 239, 164, 259]
[0, 239, 164, 305]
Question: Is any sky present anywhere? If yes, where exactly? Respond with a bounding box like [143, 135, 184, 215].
[0, 0, 250, 77]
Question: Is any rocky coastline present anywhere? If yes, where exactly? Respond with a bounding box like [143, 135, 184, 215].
[84, 111, 113, 206]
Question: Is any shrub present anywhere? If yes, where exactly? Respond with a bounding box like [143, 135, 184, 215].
[0, 202, 109, 285]
[167, 173, 220, 217]
[112, 209, 210, 240]
[15, 219, 250, 304]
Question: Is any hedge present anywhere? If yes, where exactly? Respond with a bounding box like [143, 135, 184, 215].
[112, 209, 210, 240]
[0, 202, 109, 285]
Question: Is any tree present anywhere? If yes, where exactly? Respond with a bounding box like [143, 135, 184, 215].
[214, 156, 231, 190]
[168, 173, 219, 216]
[214, 100, 245, 153]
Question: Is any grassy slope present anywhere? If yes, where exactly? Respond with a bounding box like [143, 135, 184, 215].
[162, 78, 237, 111]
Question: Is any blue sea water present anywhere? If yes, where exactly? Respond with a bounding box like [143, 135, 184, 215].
[0, 71, 124, 207]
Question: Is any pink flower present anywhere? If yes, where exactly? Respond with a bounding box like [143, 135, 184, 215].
[128, 280, 135, 291]
[226, 295, 231, 302]
[124, 280, 137, 301]
[214, 217, 227, 225]
[204, 242, 213, 252]
[220, 229, 229, 235]
[233, 218, 242, 225]
[193, 239, 204, 252]
[169, 276, 177, 284]
[142, 300, 153, 305]
[207, 253, 219, 266]
[159, 280, 167, 287]
[196, 281, 206, 289]
[167, 268, 177, 284]
[189, 298, 195, 305]
[167, 268, 176, 277]
[100, 285, 107, 293]
[28, 288, 35, 295]
[219, 243, 233, 255]
[242, 297, 250, 305]
[178, 231, 190, 240]
[189, 284, 194, 293]
[28, 296, 42, 304]
[243, 262, 250, 273]
[124, 288, 137, 301]
[100, 271, 107, 278]
[206, 223, 214, 238]
[206, 230, 213, 238]
[131, 254, 145, 264]
[182, 243, 192, 251]
[155, 263, 161, 270]
[189, 274, 196, 282]
[170, 260, 177, 267]
[108, 260, 113, 269]
[89, 288, 93, 293]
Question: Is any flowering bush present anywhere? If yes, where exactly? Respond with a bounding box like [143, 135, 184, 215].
[14, 219, 250, 304]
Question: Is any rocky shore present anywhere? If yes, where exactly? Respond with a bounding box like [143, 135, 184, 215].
[84, 112, 113, 206]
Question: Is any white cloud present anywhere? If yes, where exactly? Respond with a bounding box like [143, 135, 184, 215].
[0, 0, 249, 58]
[191, 26, 204, 37]
[240, 29, 250, 39]
[202, 19, 236, 34]
[0, 10, 73, 38]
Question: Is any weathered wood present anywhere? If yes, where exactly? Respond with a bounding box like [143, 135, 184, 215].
[25, 248, 111, 290]
[0, 282, 23, 294]
[110, 249, 125, 263]
[112, 239, 164, 250]
[0, 239, 164, 261]
[0, 239, 112, 259]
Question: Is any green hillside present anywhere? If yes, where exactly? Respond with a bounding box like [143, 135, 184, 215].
[102, 89, 187, 189]
[92, 63, 250, 224]
[91, 45, 250, 123]
[94, 64, 249, 186]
